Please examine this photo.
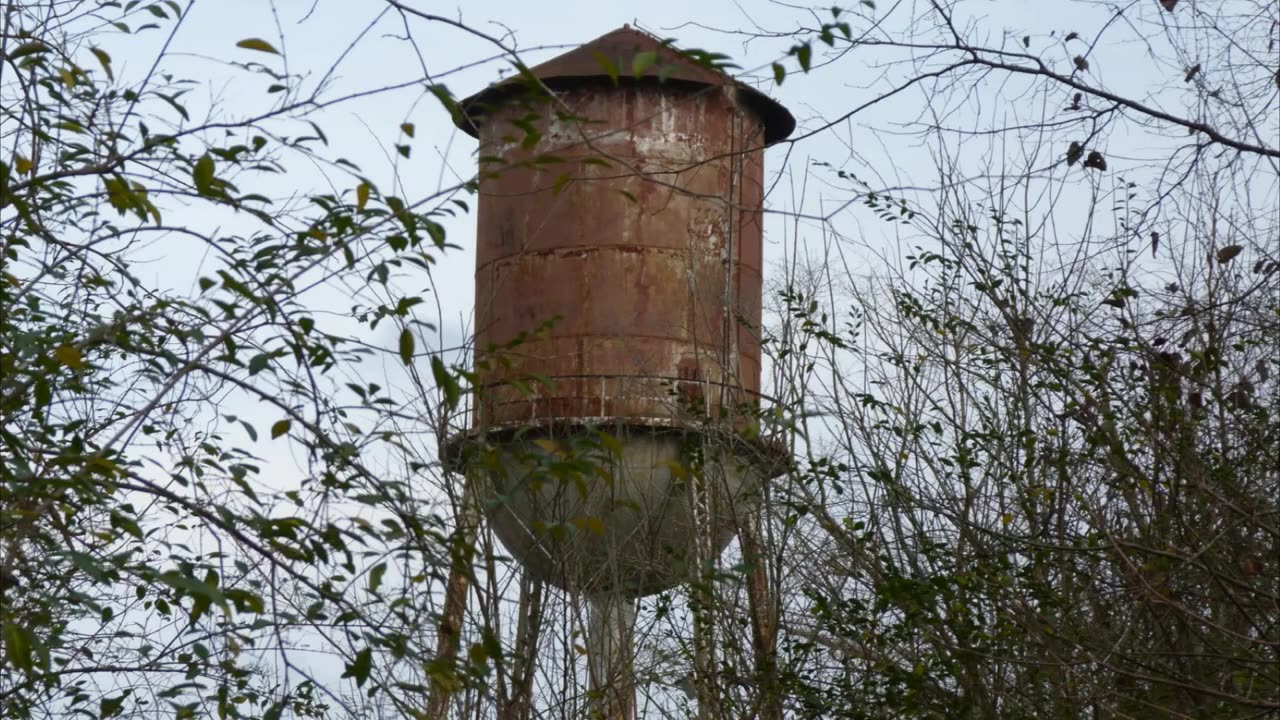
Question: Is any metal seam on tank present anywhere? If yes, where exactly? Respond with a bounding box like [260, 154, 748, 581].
[479, 244, 704, 262]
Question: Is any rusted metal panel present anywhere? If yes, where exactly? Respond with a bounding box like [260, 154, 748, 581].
[464, 30, 789, 436]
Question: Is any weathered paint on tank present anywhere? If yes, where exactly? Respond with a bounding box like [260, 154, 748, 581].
[472, 82, 768, 431]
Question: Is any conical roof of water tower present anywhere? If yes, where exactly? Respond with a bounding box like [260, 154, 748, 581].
[453, 24, 795, 145]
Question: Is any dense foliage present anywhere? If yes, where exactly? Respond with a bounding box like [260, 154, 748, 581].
[2, 2, 478, 716]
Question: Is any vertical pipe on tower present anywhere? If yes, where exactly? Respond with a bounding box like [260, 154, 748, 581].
[426, 482, 482, 720]
[739, 512, 781, 720]
[500, 575, 544, 720]
[587, 593, 637, 720]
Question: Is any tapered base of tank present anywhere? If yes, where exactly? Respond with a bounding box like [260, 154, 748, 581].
[462, 425, 770, 597]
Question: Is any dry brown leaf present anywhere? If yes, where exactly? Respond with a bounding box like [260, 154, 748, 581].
[1066, 141, 1083, 166]
[1215, 244, 1243, 264]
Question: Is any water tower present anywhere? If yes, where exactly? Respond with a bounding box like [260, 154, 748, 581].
[450, 25, 792, 718]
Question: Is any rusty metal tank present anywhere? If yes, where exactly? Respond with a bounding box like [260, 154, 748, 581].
[455, 26, 792, 596]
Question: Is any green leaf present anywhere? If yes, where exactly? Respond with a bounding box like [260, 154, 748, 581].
[33, 378, 51, 408]
[571, 515, 606, 535]
[271, 419, 290, 439]
[632, 50, 658, 78]
[54, 344, 85, 369]
[159, 570, 226, 605]
[398, 328, 414, 365]
[597, 431, 624, 456]
[100, 694, 126, 718]
[772, 62, 786, 85]
[794, 43, 812, 72]
[431, 356, 460, 410]
[225, 589, 265, 614]
[425, 220, 446, 247]
[400, 122, 415, 138]
[428, 83, 463, 125]
[156, 92, 189, 120]
[5, 41, 49, 61]
[368, 562, 387, 592]
[193, 154, 214, 195]
[90, 47, 114, 80]
[4, 623, 31, 672]
[110, 511, 143, 539]
[342, 647, 373, 687]
[236, 38, 280, 54]
[395, 296, 423, 315]
[590, 51, 620, 85]
[248, 353, 270, 375]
